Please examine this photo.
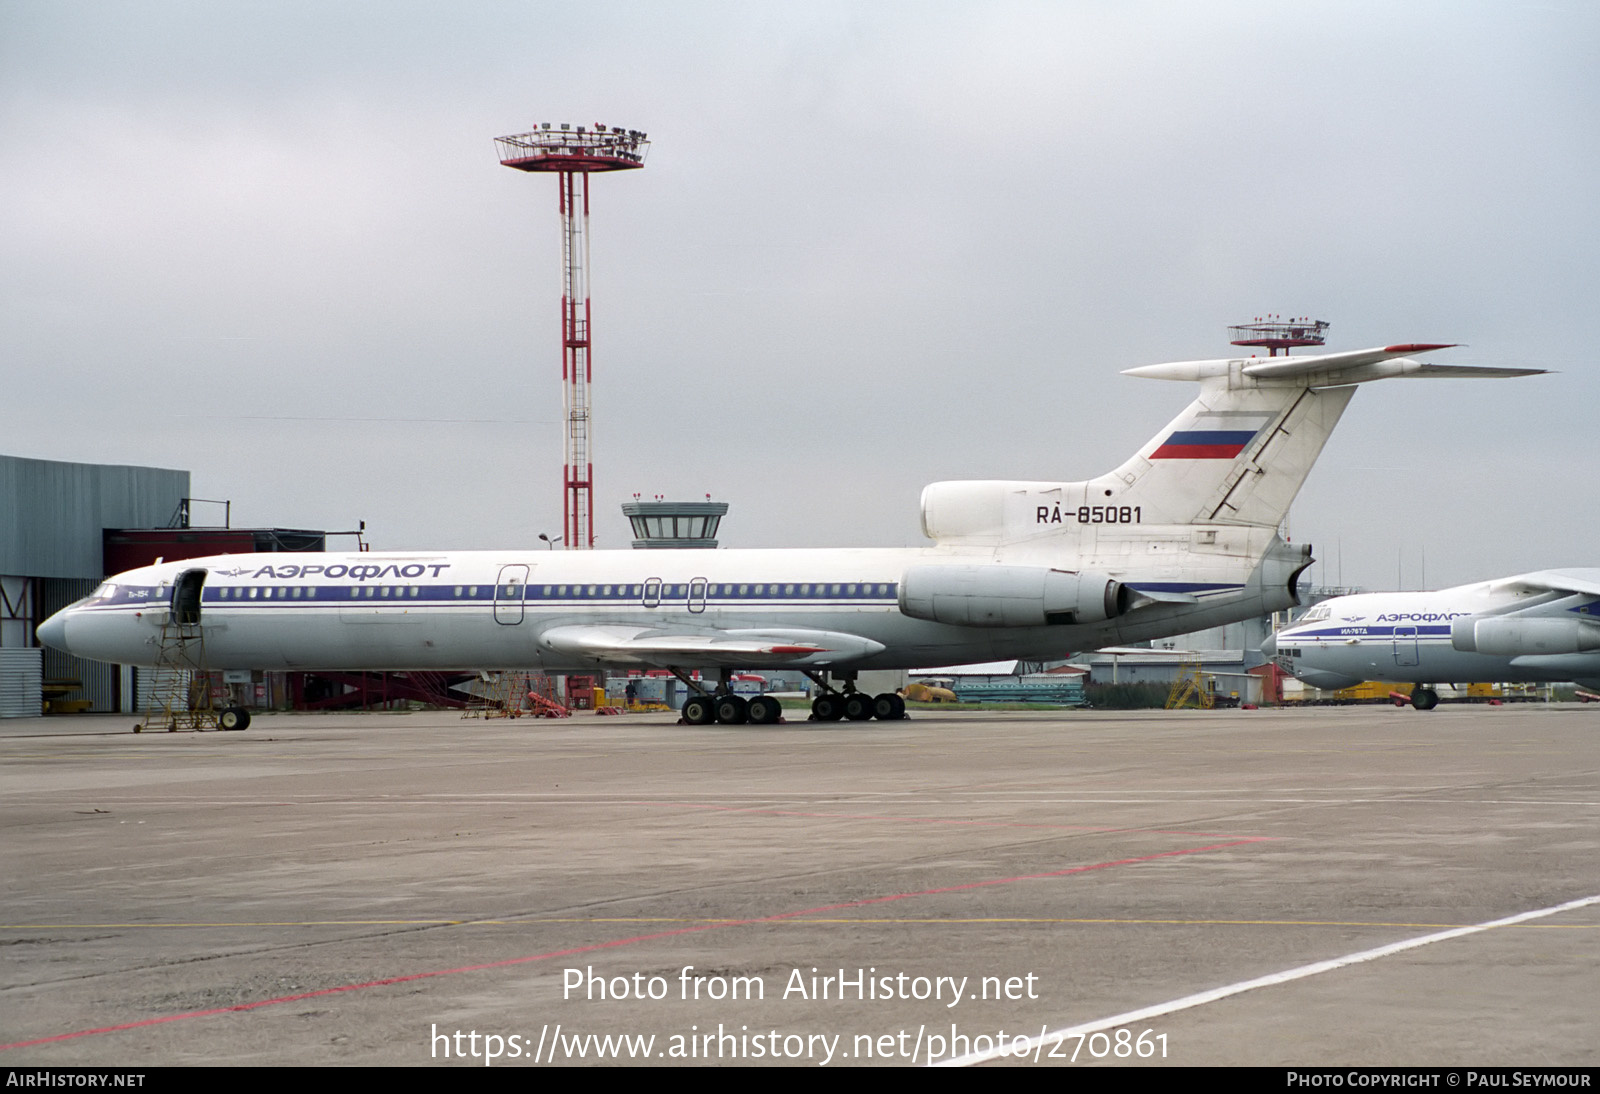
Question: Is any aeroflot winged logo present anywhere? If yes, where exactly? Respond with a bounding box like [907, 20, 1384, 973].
[212, 563, 452, 580]
[1150, 411, 1276, 460]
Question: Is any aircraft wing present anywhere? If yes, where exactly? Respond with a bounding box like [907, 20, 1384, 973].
[537, 624, 886, 668]
[1488, 569, 1600, 600]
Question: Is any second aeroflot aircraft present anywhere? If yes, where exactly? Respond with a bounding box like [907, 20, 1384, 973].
[1266, 569, 1600, 710]
[40, 343, 1541, 725]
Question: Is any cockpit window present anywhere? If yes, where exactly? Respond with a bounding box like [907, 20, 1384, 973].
[89, 582, 118, 602]
[1301, 605, 1332, 622]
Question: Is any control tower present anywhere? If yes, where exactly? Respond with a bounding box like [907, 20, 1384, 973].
[496, 123, 650, 548]
[622, 496, 728, 549]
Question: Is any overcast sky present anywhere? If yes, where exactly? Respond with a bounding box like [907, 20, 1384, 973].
[3, 1, 1595, 592]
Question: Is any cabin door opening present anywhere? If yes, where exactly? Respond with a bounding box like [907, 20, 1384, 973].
[171, 569, 206, 625]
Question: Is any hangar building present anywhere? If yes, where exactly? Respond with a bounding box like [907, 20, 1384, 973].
[0, 454, 189, 715]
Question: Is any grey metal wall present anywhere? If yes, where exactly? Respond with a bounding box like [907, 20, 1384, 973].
[0, 455, 190, 579]
[0, 648, 42, 717]
[1, 455, 189, 713]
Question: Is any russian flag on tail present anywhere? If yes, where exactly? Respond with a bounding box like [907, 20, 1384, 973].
[1150, 411, 1276, 460]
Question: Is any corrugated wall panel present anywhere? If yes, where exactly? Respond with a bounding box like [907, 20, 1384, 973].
[0, 455, 189, 578]
[39, 578, 113, 711]
[0, 648, 43, 717]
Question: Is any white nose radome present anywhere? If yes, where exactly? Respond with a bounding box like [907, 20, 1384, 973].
[37, 610, 70, 653]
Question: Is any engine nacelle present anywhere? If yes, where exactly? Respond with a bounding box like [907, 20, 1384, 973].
[899, 565, 1128, 628]
[1452, 616, 1600, 656]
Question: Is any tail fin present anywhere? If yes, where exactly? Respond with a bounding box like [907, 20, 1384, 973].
[1095, 376, 1357, 527]
[1108, 344, 1544, 528]
[919, 345, 1543, 545]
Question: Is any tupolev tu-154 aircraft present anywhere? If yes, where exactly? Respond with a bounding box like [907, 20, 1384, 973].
[1265, 569, 1600, 710]
[39, 342, 1542, 726]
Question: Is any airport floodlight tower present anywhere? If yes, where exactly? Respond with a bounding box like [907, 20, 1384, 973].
[1228, 315, 1329, 356]
[496, 122, 650, 549]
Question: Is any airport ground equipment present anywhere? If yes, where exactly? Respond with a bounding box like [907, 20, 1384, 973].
[462, 670, 559, 718]
[136, 619, 246, 732]
[1166, 661, 1216, 710]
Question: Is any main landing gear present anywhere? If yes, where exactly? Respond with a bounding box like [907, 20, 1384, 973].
[805, 672, 905, 722]
[682, 692, 784, 726]
[675, 669, 784, 726]
[1410, 686, 1440, 711]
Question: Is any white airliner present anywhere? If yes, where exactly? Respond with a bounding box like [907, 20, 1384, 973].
[1266, 569, 1600, 709]
[39, 343, 1541, 726]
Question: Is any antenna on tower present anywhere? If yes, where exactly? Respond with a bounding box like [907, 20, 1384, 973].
[495, 123, 651, 548]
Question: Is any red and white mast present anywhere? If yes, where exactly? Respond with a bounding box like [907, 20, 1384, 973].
[496, 123, 649, 548]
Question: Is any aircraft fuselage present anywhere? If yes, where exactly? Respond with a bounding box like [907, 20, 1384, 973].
[47, 531, 1306, 673]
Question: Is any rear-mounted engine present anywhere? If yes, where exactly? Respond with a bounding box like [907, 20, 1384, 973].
[899, 565, 1128, 627]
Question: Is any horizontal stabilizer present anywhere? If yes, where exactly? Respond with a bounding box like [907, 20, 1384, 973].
[1124, 344, 1546, 387]
[1404, 363, 1550, 380]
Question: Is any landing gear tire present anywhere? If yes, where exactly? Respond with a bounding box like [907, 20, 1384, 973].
[1411, 687, 1440, 711]
[872, 693, 906, 721]
[747, 696, 783, 725]
[812, 695, 845, 722]
[715, 694, 749, 725]
[682, 695, 717, 725]
[218, 707, 250, 731]
[843, 693, 875, 721]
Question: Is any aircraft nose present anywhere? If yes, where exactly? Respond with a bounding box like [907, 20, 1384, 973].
[1259, 632, 1278, 658]
[37, 610, 70, 653]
